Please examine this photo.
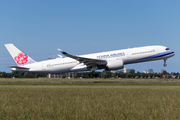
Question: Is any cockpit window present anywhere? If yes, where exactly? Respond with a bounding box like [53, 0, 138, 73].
[166, 48, 170, 50]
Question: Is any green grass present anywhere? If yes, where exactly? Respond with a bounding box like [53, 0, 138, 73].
[0, 85, 180, 119]
[0, 78, 180, 119]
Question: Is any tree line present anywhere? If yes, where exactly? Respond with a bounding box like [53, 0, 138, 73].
[0, 70, 179, 78]
[0, 71, 47, 78]
[73, 71, 179, 79]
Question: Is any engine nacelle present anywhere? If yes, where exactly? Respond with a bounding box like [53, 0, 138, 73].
[106, 58, 124, 70]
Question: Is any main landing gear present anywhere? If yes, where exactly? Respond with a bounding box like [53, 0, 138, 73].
[163, 59, 167, 67]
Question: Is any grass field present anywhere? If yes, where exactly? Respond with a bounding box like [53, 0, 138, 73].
[0, 78, 180, 119]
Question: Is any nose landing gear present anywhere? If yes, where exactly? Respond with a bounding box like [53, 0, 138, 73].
[163, 59, 167, 67]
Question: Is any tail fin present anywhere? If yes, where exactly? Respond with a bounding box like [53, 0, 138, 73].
[5, 44, 36, 66]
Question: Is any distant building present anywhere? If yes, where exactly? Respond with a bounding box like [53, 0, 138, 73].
[161, 69, 165, 74]
[147, 69, 153, 74]
[143, 69, 153, 74]
[120, 68, 135, 73]
[111, 70, 122, 73]
[121, 68, 131, 73]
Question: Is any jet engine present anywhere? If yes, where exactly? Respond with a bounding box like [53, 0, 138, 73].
[106, 58, 124, 70]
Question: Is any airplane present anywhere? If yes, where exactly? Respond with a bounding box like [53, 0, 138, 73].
[5, 44, 175, 74]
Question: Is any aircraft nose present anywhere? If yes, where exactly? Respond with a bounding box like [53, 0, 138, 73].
[171, 50, 175, 56]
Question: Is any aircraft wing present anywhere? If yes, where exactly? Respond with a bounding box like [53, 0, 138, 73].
[57, 49, 107, 67]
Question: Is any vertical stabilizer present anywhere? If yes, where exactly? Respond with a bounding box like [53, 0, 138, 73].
[5, 44, 36, 66]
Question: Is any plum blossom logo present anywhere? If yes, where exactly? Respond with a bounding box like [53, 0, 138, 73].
[14, 53, 28, 65]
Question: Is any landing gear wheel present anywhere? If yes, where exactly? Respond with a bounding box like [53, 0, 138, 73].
[163, 59, 167, 67]
[163, 64, 167, 67]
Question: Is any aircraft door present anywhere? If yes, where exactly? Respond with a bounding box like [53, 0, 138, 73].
[126, 51, 131, 58]
[42, 64, 46, 70]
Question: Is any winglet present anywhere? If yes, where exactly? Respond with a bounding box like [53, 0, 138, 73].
[57, 49, 67, 54]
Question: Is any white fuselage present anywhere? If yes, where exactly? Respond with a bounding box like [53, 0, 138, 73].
[12, 45, 175, 73]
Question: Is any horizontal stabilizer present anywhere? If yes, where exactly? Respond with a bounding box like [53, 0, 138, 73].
[8, 66, 29, 69]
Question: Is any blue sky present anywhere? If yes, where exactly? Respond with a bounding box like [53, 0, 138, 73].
[0, 0, 179, 73]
